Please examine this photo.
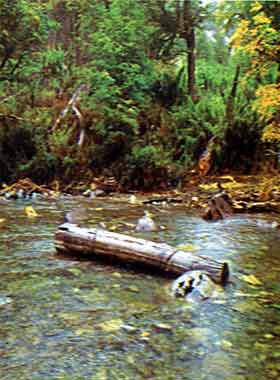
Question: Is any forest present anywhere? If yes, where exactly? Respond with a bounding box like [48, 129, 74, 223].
[1, 3, 280, 379]
[0, 0, 280, 190]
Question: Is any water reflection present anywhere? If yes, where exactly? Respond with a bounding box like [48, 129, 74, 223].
[0, 196, 279, 380]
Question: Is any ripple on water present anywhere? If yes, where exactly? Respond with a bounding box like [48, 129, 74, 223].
[0, 199, 279, 380]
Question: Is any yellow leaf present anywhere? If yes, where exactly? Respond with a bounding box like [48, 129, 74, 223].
[141, 331, 150, 338]
[242, 274, 262, 286]
[50, 191, 59, 198]
[127, 285, 139, 293]
[94, 207, 104, 211]
[0, 218, 5, 223]
[24, 206, 38, 217]
[112, 272, 122, 278]
[75, 327, 93, 336]
[123, 222, 135, 228]
[221, 339, 233, 350]
[176, 243, 200, 252]
[129, 195, 139, 204]
[233, 203, 244, 209]
[99, 318, 123, 333]
[222, 181, 241, 189]
[112, 284, 121, 289]
[199, 183, 218, 190]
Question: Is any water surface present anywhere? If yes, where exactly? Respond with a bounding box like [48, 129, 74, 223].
[0, 196, 279, 380]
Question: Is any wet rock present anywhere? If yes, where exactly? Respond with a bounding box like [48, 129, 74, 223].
[171, 270, 217, 302]
[65, 208, 88, 224]
[0, 296, 12, 306]
[136, 211, 157, 232]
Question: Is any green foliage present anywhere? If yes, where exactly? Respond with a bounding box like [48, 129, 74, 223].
[0, 0, 274, 187]
[81, 0, 157, 107]
[121, 144, 171, 189]
[0, 0, 48, 80]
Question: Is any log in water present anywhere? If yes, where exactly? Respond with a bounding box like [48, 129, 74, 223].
[55, 223, 229, 284]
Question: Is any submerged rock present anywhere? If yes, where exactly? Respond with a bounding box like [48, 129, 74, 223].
[65, 209, 88, 225]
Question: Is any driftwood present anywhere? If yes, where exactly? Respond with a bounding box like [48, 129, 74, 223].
[202, 191, 234, 221]
[233, 200, 280, 214]
[0, 178, 53, 197]
[55, 223, 229, 284]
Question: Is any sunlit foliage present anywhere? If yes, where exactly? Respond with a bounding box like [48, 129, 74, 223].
[230, 1, 280, 142]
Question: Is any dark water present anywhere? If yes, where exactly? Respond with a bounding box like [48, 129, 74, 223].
[0, 195, 279, 380]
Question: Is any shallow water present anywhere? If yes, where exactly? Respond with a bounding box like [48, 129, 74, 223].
[0, 195, 279, 380]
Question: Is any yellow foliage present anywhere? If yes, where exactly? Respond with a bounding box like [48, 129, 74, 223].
[256, 84, 280, 114]
[251, 2, 262, 13]
[262, 122, 280, 142]
[230, 20, 249, 49]
[231, 4, 280, 142]
[254, 84, 280, 141]
[253, 14, 271, 25]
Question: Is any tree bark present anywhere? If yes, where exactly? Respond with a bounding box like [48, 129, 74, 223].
[183, 0, 197, 101]
[55, 223, 229, 284]
[226, 64, 240, 128]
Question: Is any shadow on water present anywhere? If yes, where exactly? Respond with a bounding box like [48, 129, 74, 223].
[0, 196, 279, 380]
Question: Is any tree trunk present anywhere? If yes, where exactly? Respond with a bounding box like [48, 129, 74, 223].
[226, 64, 240, 127]
[55, 223, 229, 284]
[186, 28, 196, 100]
[183, 0, 197, 101]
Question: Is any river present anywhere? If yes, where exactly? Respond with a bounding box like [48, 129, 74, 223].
[0, 195, 279, 380]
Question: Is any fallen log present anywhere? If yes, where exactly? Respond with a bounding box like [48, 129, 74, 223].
[55, 223, 229, 284]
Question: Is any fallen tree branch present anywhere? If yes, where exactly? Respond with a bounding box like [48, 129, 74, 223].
[55, 223, 230, 284]
[0, 113, 29, 122]
[52, 83, 87, 132]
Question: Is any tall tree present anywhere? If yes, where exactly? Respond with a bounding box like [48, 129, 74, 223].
[180, 0, 197, 100]
[142, 0, 208, 100]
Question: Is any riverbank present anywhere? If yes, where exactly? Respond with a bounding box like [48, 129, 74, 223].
[1, 174, 280, 219]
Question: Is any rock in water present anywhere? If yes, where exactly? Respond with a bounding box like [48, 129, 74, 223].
[136, 211, 157, 232]
[0, 296, 12, 306]
[65, 208, 88, 225]
[171, 270, 216, 301]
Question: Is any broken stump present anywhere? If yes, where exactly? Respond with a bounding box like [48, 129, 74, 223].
[202, 191, 234, 221]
